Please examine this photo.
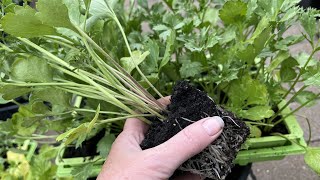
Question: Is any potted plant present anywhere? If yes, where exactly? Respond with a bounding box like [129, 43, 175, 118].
[0, 0, 319, 179]
[0, 136, 37, 179]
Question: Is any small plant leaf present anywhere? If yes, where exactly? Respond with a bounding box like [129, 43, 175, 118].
[219, 0, 247, 25]
[97, 133, 115, 158]
[1, 6, 57, 38]
[11, 56, 53, 83]
[300, 9, 317, 41]
[159, 29, 176, 70]
[304, 147, 320, 175]
[35, 0, 74, 29]
[239, 106, 274, 121]
[71, 163, 94, 180]
[89, 0, 117, 19]
[120, 51, 150, 74]
[295, 52, 317, 68]
[0, 86, 31, 100]
[267, 51, 290, 73]
[180, 61, 202, 78]
[87, 104, 100, 133]
[248, 124, 262, 138]
[304, 71, 320, 86]
[295, 91, 318, 107]
[139, 73, 159, 89]
[30, 88, 71, 113]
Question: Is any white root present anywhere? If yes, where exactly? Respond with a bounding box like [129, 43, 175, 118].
[222, 116, 240, 128]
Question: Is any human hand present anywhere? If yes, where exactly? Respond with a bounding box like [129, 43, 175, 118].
[97, 96, 224, 180]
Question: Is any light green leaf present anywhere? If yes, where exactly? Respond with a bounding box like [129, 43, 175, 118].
[219, 0, 247, 25]
[0, 86, 31, 100]
[56, 123, 88, 145]
[120, 51, 150, 74]
[71, 163, 94, 180]
[300, 9, 317, 40]
[246, 0, 258, 19]
[63, 0, 81, 25]
[30, 88, 71, 113]
[280, 66, 296, 82]
[87, 104, 100, 133]
[139, 73, 159, 89]
[227, 75, 269, 107]
[240, 106, 274, 121]
[31, 101, 50, 114]
[280, 6, 298, 22]
[280, 0, 301, 11]
[203, 8, 219, 26]
[97, 133, 115, 158]
[304, 147, 320, 175]
[142, 40, 159, 74]
[159, 30, 175, 70]
[11, 56, 53, 83]
[0, 96, 10, 104]
[295, 91, 318, 107]
[89, 0, 116, 19]
[1, 6, 57, 38]
[249, 16, 270, 43]
[295, 52, 317, 68]
[267, 51, 290, 73]
[180, 62, 202, 78]
[302, 64, 320, 86]
[248, 124, 262, 138]
[153, 24, 169, 31]
[274, 35, 304, 51]
[238, 27, 271, 64]
[35, 0, 74, 29]
[3, 105, 39, 136]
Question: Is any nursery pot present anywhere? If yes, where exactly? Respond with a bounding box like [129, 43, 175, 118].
[55, 145, 104, 177]
[235, 101, 306, 165]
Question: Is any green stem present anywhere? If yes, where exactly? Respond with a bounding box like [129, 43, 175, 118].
[43, 37, 77, 50]
[245, 121, 274, 127]
[74, 25, 165, 111]
[111, 13, 164, 99]
[14, 135, 58, 140]
[281, 49, 317, 100]
[98, 114, 153, 125]
[273, 92, 320, 126]
[268, 85, 307, 124]
[74, 108, 129, 115]
[83, 0, 91, 31]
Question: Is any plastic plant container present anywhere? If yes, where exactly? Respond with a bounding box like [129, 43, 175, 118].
[55, 145, 104, 178]
[23, 140, 37, 161]
[235, 101, 306, 165]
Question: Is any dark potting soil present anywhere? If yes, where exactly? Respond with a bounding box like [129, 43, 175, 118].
[141, 81, 250, 180]
[63, 130, 105, 158]
[261, 121, 288, 137]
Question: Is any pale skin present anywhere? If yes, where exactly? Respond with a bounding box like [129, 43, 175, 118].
[98, 96, 225, 180]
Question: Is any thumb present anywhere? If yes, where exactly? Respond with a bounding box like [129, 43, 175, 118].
[150, 116, 224, 169]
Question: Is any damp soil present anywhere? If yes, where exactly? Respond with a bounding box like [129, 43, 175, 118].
[141, 81, 250, 180]
[63, 130, 105, 158]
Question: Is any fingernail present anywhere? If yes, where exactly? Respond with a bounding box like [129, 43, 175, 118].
[202, 116, 224, 136]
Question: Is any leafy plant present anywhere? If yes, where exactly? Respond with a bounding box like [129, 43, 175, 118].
[0, 0, 320, 177]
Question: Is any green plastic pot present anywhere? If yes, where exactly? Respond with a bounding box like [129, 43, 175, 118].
[56, 102, 306, 177]
[23, 140, 37, 161]
[235, 101, 306, 165]
[55, 145, 104, 178]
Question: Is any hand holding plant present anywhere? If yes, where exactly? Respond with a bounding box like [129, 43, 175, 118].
[98, 97, 224, 180]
